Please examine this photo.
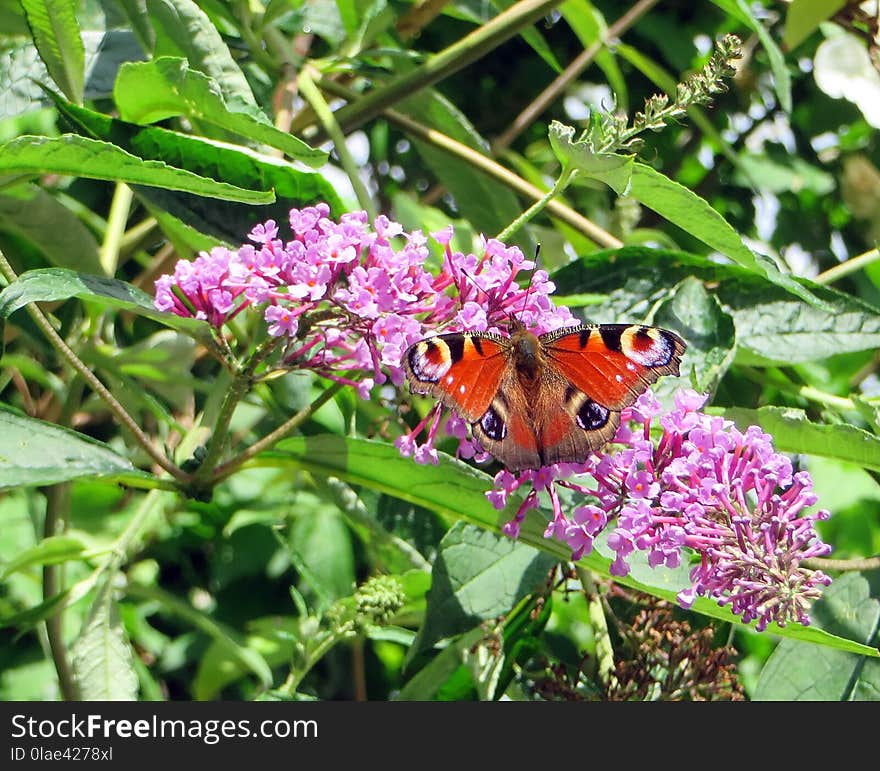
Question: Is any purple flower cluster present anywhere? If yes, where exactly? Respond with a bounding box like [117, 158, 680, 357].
[154, 204, 574, 423]
[492, 389, 832, 631]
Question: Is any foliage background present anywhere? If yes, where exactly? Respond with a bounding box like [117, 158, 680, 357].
[0, 0, 879, 701]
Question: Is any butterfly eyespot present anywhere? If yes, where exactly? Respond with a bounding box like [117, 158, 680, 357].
[479, 405, 507, 441]
[459, 385, 467, 394]
[576, 399, 610, 431]
[407, 339, 453, 383]
[621, 327, 677, 368]
[615, 374, 623, 382]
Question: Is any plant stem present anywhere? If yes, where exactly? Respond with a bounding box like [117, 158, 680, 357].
[396, 0, 452, 40]
[280, 628, 348, 696]
[804, 555, 880, 571]
[493, 0, 660, 152]
[495, 166, 575, 242]
[324, 476, 431, 571]
[0, 250, 187, 483]
[304, 0, 564, 137]
[313, 77, 622, 248]
[99, 183, 133, 276]
[576, 566, 617, 690]
[210, 381, 345, 483]
[190, 338, 282, 489]
[298, 66, 377, 219]
[814, 247, 880, 285]
[797, 385, 855, 412]
[42, 484, 80, 700]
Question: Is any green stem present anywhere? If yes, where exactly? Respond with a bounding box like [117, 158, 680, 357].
[576, 566, 617, 690]
[814, 247, 880, 285]
[280, 627, 350, 697]
[496, 166, 576, 242]
[796, 385, 855, 412]
[0, 250, 187, 483]
[41, 378, 86, 700]
[233, 0, 280, 72]
[99, 183, 133, 276]
[733, 368, 856, 412]
[190, 338, 282, 488]
[298, 67, 377, 219]
[43, 484, 80, 700]
[804, 555, 880, 571]
[124, 580, 270, 687]
[324, 476, 431, 571]
[210, 381, 345, 483]
[308, 0, 564, 136]
[313, 76, 621, 248]
[119, 216, 159, 255]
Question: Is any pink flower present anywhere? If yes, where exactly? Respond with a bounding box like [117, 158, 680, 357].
[490, 388, 833, 631]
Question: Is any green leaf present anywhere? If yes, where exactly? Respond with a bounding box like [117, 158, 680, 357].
[0, 135, 274, 204]
[783, 0, 847, 52]
[115, 0, 155, 53]
[145, 0, 258, 108]
[0, 31, 144, 121]
[0, 268, 212, 343]
[0, 184, 103, 274]
[0, 571, 97, 629]
[731, 153, 836, 195]
[629, 163, 828, 310]
[49, 95, 344, 242]
[549, 120, 635, 195]
[654, 275, 736, 396]
[753, 573, 880, 700]
[127, 580, 273, 689]
[411, 522, 557, 655]
[20, 0, 85, 104]
[489, 0, 561, 73]
[290, 509, 356, 607]
[395, 626, 484, 700]
[265, 435, 879, 657]
[718, 406, 880, 473]
[114, 57, 327, 167]
[71, 574, 139, 700]
[0, 535, 88, 580]
[194, 616, 301, 700]
[552, 247, 880, 364]
[0, 406, 151, 489]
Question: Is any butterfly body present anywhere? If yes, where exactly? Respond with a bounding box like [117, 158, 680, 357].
[403, 322, 686, 471]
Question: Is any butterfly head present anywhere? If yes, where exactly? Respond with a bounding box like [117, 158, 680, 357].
[508, 324, 543, 377]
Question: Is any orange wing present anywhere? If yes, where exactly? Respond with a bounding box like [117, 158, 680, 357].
[542, 324, 685, 410]
[403, 333, 510, 422]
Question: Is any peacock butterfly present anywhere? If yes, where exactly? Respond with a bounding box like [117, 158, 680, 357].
[403, 321, 686, 471]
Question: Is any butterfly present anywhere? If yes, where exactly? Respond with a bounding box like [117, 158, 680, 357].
[403, 321, 686, 471]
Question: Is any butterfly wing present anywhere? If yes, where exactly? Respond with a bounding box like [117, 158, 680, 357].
[542, 324, 685, 409]
[517, 324, 685, 470]
[403, 333, 510, 423]
[470, 364, 620, 471]
[469, 366, 543, 471]
[533, 371, 622, 467]
[403, 324, 686, 473]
